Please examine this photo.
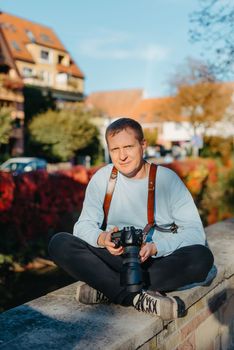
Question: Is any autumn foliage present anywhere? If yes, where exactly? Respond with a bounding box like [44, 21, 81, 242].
[0, 168, 88, 256]
[0, 159, 232, 259]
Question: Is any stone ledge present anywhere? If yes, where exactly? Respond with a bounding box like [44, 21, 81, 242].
[0, 219, 233, 350]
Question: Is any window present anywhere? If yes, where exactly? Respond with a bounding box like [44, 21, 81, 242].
[25, 29, 35, 42]
[175, 123, 182, 130]
[40, 50, 50, 62]
[40, 33, 52, 43]
[58, 54, 65, 64]
[13, 118, 21, 129]
[22, 67, 33, 78]
[38, 70, 51, 84]
[11, 41, 21, 51]
[56, 73, 67, 84]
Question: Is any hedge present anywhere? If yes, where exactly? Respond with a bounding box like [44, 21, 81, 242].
[0, 159, 232, 260]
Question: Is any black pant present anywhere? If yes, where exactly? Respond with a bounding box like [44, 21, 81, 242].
[48, 232, 214, 306]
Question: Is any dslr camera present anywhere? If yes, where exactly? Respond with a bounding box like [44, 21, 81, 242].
[111, 226, 144, 292]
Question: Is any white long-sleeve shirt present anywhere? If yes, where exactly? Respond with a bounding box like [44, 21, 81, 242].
[73, 163, 206, 258]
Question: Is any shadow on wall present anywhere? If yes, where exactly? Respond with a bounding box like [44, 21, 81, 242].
[207, 288, 234, 349]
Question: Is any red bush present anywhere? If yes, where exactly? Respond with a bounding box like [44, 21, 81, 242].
[0, 169, 86, 249]
[166, 158, 218, 196]
[0, 159, 231, 254]
[0, 172, 15, 212]
[166, 158, 231, 225]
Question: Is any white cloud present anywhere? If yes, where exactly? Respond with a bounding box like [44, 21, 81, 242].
[77, 30, 169, 62]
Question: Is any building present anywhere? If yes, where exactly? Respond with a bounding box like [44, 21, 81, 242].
[0, 12, 85, 154]
[0, 12, 84, 106]
[130, 96, 191, 149]
[85, 89, 144, 161]
[85, 90, 189, 150]
[0, 24, 24, 155]
[85, 88, 234, 155]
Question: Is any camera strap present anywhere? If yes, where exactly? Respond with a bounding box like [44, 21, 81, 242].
[101, 165, 118, 230]
[142, 163, 178, 241]
[102, 163, 178, 235]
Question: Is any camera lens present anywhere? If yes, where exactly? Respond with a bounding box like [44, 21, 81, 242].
[121, 246, 142, 292]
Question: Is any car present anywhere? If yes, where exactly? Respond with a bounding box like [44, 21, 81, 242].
[0, 157, 47, 175]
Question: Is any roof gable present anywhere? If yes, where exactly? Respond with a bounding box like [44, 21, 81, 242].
[0, 12, 84, 78]
[85, 89, 144, 117]
[0, 12, 67, 60]
[131, 97, 183, 123]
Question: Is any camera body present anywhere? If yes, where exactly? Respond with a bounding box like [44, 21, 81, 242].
[111, 226, 144, 292]
[111, 226, 143, 248]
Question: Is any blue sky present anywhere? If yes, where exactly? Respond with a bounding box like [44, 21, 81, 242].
[0, 0, 204, 97]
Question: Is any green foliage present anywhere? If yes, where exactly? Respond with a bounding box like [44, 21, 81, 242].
[200, 136, 234, 165]
[0, 108, 12, 145]
[144, 128, 158, 146]
[23, 87, 56, 155]
[78, 133, 104, 165]
[23, 86, 56, 122]
[28, 109, 101, 161]
[0, 254, 13, 266]
[223, 168, 234, 212]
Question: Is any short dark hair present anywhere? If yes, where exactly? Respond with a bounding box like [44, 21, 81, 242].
[105, 117, 144, 143]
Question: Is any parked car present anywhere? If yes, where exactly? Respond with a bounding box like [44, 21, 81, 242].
[0, 157, 47, 175]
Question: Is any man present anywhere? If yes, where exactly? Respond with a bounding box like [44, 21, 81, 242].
[48, 118, 214, 320]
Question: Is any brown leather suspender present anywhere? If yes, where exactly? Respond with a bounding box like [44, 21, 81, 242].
[102, 163, 157, 231]
[102, 166, 118, 230]
[147, 163, 157, 224]
[142, 163, 157, 240]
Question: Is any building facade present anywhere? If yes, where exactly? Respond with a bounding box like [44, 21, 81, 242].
[0, 11, 85, 155]
[0, 25, 24, 155]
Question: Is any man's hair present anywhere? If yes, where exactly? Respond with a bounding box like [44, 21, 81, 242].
[105, 117, 144, 143]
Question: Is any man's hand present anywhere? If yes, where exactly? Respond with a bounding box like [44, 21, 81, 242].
[97, 227, 124, 255]
[139, 242, 157, 263]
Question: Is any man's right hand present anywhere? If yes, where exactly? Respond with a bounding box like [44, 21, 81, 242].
[97, 227, 123, 255]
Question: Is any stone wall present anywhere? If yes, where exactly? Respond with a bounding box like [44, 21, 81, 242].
[0, 219, 233, 350]
[140, 276, 234, 350]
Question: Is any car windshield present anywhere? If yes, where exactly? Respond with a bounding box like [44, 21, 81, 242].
[3, 162, 29, 172]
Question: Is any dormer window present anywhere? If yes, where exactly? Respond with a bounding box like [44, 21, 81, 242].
[25, 29, 35, 43]
[11, 41, 21, 51]
[40, 33, 51, 43]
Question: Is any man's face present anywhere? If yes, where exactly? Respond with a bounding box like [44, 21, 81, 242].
[107, 128, 147, 178]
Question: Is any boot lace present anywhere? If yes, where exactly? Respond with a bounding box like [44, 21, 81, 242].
[134, 292, 158, 314]
[96, 290, 109, 303]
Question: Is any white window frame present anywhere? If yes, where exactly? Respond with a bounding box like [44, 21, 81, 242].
[22, 67, 33, 78]
[40, 49, 52, 63]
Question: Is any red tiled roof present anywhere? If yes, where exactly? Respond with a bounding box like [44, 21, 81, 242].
[85, 89, 144, 117]
[85, 82, 234, 124]
[56, 63, 83, 78]
[131, 96, 184, 123]
[85, 89, 184, 123]
[0, 12, 84, 78]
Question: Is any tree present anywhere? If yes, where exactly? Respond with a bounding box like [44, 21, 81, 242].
[0, 108, 12, 146]
[24, 86, 56, 123]
[23, 86, 56, 155]
[169, 58, 232, 137]
[144, 128, 158, 146]
[190, 0, 234, 79]
[28, 108, 101, 161]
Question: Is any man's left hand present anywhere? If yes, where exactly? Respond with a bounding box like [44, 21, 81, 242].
[139, 242, 157, 263]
